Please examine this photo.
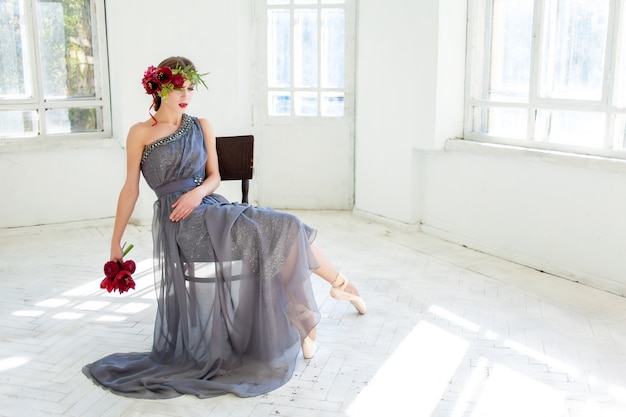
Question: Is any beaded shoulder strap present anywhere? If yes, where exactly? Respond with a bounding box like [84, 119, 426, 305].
[140, 114, 195, 166]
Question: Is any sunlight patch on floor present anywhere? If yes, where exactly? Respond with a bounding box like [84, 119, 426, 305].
[607, 384, 626, 405]
[52, 311, 84, 320]
[347, 320, 470, 417]
[429, 305, 481, 332]
[96, 315, 127, 322]
[0, 356, 30, 372]
[471, 364, 565, 417]
[346, 304, 581, 416]
[503, 338, 579, 377]
[11, 310, 45, 317]
[115, 302, 151, 314]
[75, 301, 111, 311]
[36, 298, 70, 308]
[450, 356, 489, 417]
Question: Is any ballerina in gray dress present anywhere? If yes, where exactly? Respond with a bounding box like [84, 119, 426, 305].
[83, 56, 366, 399]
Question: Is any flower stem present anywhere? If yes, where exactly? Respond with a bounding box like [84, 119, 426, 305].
[122, 243, 134, 257]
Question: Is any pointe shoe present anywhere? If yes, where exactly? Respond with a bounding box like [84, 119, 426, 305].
[302, 336, 316, 359]
[330, 273, 367, 315]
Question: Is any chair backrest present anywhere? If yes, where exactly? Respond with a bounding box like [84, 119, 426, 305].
[215, 135, 254, 203]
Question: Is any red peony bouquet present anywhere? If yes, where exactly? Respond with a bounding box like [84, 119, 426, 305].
[100, 243, 136, 294]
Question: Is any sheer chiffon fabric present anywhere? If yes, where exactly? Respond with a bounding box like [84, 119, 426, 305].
[83, 114, 320, 399]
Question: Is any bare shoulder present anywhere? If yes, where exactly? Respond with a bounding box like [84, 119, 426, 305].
[127, 119, 174, 147]
[134, 119, 159, 136]
[197, 118, 216, 139]
[197, 117, 214, 131]
[125, 121, 151, 146]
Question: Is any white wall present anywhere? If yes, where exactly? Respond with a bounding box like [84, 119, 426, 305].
[418, 142, 626, 295]
[354, 1, 626, 295]
[354, 0, 466, 223]
[0, 143, 124, 227]
[254, 123, 355, 209]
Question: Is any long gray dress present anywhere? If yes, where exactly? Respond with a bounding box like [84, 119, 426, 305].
[83, 114, 320, 399]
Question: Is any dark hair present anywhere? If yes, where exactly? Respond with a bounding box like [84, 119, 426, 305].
[152, 56, 196, 111]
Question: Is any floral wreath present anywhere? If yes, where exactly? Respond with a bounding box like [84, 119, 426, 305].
[141, 64, 208, 99]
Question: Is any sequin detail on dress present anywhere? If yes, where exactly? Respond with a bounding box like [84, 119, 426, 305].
[140, 113, 194, 166]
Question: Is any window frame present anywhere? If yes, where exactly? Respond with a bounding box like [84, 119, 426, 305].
[256, 0, 355, 124]
[464, 0, 626, 160]
[0, 0, 112, 147]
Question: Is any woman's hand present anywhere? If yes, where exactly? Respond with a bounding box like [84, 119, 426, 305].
[110, 244, 124, 263]
[170, 188, 203, 222]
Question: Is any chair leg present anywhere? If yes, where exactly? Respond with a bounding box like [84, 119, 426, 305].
[242, 179, 249, 204]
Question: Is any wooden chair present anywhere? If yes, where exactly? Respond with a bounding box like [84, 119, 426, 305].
[183, 135, 254, 285]
[215, 135, 254, 203]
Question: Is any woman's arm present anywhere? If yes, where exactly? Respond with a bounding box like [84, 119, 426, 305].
[196, 118, 221, 196]
[169, 118, 221, 222]
[110, 124, 144, 261]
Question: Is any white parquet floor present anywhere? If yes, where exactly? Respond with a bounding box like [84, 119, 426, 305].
[1, 210, 626, 417]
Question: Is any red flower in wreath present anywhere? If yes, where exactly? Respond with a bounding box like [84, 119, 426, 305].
[171, 73, 185, 88]
[142, 66, 159, 94]
[155, 66, 173, 84]
[141, 64, 207, 98]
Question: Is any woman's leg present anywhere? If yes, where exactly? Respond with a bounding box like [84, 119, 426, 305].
[310, 243, 366, 314]
[300, 243, 367, 359]
[310, 243, 356, 292]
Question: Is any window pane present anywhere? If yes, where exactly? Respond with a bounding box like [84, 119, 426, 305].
[472, 106, 528, 139]
[36, 0, 97, 99]
[0, 0, 32, 98]
[267, 9, 291, 88]
[488, 0, 533, 101]
[294, 9, 317, 88]
[614, 6, 626, 108]
[265, 1, 346, 119]
[321, 8, 344, 88]
[268, 91, 291, 116]
[540, 0, 609, 100]
[534, 110, 605, 147]
[320, 92, 343, 117]
[0, 110, 38, 138]
[46, 106, 102, 134]
[294, 91, 317, 116]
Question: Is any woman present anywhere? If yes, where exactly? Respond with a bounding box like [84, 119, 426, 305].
[83, 56, 366, 399]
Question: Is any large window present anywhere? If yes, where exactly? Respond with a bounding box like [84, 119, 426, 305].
[266, 0, 346, 117]
[465, 0, 626, 158]
[0, 0, 110, 142]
